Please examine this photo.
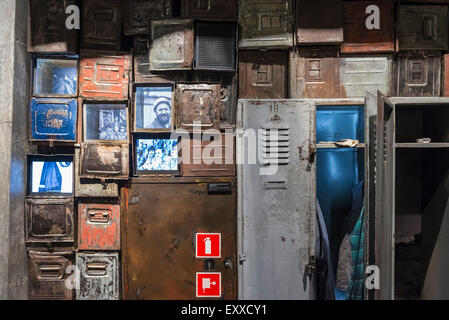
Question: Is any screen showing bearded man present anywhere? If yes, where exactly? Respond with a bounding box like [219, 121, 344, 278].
[135, 85, 173, 131]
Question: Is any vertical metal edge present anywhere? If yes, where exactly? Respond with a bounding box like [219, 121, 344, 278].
[308, 101, 317, 299]
[236, 100, 244, 300]
[121, 187, 128, 299]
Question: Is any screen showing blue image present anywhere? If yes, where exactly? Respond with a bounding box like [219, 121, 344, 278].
[136, 139, 178, 172]
[31, 160, 73, 194]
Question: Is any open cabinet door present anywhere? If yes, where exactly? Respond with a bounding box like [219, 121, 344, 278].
[374, 91, 395, 300]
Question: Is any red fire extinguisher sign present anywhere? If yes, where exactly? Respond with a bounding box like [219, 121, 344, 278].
[196, 233, 221, 258]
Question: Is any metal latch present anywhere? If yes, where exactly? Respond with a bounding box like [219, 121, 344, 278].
[239, 254, 247, 264]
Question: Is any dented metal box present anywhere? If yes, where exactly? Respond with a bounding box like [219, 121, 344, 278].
[78, 203, 120, 251]
[149, 19, 194, 71]
[27, 0, 79, 53]
[181, 0, 238, 19]
[393, 52, 442, 97]
[176, 83, 221, 131]
[25, 198, 74, 244]
[30, 98, 77, 142]
[76, 252, 120, 300]
[193, 72, 237, 128]
[80, 143, 129, 180]
[296, 0, 343, 45]
[194, 22, 237, 71]
[444, 54, 449, 96]
[123, 0, 172, 36]
[239, 50, 287, 99]
[341, 0, 395, 53]
[239, 0, 294, 49]
[121, 179, 237, 299]
[28, 250, 74, 300]
[181, 133, 235, 177]
[81, 0, 123, 50]
[397, 5, 449, 51]
[79, 50, 131, 100]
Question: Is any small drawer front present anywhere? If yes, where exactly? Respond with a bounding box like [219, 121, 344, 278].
[124, 0, 172, 36]
[181, 0, 238, 19]
[80, 143, 129, 180]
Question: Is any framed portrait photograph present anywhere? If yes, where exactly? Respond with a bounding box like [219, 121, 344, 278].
[83, 102, 128, 142]
[134, 134, 180, 175]
[133, 84, 174, 132]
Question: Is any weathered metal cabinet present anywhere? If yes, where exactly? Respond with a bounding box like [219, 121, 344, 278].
[445, 54, 449, 96]
[181, 0, 238, 19]
[374, 95, 449, 300]
[176, 84, 221, 131]
[296, 0, 344, 45]
[79, 50, 131, 100]
[76, 252, 120, 300]
[341, 0, 395, 53]
[80, 143, 129, 180]
[123, 0, 172, 36]
[239, 0, 294, 48]
[397, 5, 449, 51]
[121, 179, 237, 299]
[239, 51, 288, 99]
[81, 0, 123, 50]
[393, 52, 441, 97]
[27, 0, 79, 53]
[237, 99, 316, 299]
[28, 250, 74, 300]
[78, 203, 121, 251]
[149, 19, 194, 71]
[181, 134, 235, 177]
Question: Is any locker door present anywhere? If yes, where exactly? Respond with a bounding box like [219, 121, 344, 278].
[122, 180, 237, 299]
[238, 100, 316, 299]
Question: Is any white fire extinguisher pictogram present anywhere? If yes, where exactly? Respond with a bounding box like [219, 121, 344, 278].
[204, 237, 211, 255]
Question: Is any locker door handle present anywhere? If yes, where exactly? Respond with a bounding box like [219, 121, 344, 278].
[88, 210, 111, 224]
[86, 263, 108, 276]
[39, 265, 62, 279]
[423, 16, 436, 40]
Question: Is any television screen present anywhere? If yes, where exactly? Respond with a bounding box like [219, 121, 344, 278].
[33, 58, 78, 96]
[29, 157, 73, 194]
[84, 104, 128, 141]
[135, 86, 173, 130]
[136, 138, 179, 173]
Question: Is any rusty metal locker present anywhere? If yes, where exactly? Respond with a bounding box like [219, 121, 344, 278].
[25, 198, 74, 244]
[296, 0, 344, 45]
[78, 203, 120, 251]
[28, 250, 74, 300]
[239, 50, 287, 99]
[81, 0, 123, 50]
[193, 72, 237, 129]
[27, 0, 79, 53]
[239, 0, 294, 48]
[181, 133, 235, 177]
[397, 5, 449, 51]
[76, 252, 120, 300]
[341, 0, 395, 53]
[393, 52, 442, 97]
[176, 83, 221, 131]
[194, 22, 237, 71]
[445, 54, 449, 96]
[121, 179, 237, 299]
[149, 19, 194, 71]
[123, 0, 172, 36]
[80, 143, 129, 180]
[181, 0, 238, 19]
[79, 50, 131, 101]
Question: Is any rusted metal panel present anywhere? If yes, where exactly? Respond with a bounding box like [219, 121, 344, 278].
[30, 98, 77, 142]
[27, 0, 79, 53]
[176, 84, 221, 131]
[393, 52, 442, 97]
[296, 0, 343, 45]
[81, 0, 122, 50]
[194, 22, 237, 71]
[76, 252, 120, 300]
[193, 72, 237, 129]
[79, 50, 131, 100]
[25, 198, 74, 244]
[28, 250, 74, 300]
[239, 0, 294, 49]
[398, 5, 449, 51]
[123, 0, 172, 36]
[149, 19, 194, 71]
[340, 56, 392, 98]
[78, 203, 120, 251]
[74, 148, 119, 198]
[121, 180, 237, 299]
[181, 134, 235, 177]
[80, 143, 129, 180]
[444, 54, 449, 96]
[181, 0, 238, 19]
[289, 48, 340, 99]
[341, 0, 395, 53]
[239, 50, 287, 99]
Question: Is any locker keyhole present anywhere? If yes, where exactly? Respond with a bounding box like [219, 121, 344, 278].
[203, 259, 215, 271]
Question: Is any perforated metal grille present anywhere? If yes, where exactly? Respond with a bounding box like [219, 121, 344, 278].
[195, 22, 236, 70]
[260, 128, 290, 165]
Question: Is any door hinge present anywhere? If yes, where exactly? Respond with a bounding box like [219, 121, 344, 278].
[306, 257, 315, 279]
[239, 254, 247, 264]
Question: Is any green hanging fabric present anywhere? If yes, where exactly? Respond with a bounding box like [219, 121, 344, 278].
[346, 206, 365, 300]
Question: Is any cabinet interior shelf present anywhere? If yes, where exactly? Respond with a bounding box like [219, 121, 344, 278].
[316, 143, 365, 149]
[395, 143, 449, 148]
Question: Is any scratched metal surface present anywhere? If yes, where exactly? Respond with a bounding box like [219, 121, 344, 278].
[123, 0, 172, 36]
[80, 143, 129, 180]
[180, 0, 238, 19]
